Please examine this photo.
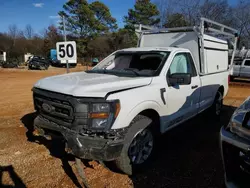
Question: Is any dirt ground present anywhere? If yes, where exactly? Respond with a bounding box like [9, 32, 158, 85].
[0, 67, 250, 188]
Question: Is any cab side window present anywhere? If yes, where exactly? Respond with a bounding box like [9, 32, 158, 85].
[168, 53, 197, 77]
[244, 60, 250, 66]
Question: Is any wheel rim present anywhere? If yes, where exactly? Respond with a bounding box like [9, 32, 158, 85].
[216, 92, 223, 115]
[128, 129, 154, 165]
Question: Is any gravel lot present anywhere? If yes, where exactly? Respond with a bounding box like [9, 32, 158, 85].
[0, 67, 249, 188]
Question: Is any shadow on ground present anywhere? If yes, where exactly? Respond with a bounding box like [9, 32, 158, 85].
[0, 165, 26, 188]
[130, 105, 236, 188]
[231, 78, 250, 84]
[20, 113, 83, 188]
[21, 105, 236, 188]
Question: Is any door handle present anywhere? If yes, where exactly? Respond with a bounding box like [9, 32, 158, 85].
[160, 88, 166, 105]
[191, 85, 198, 89]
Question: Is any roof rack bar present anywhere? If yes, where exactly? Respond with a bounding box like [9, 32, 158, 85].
[135, 24, 195, 34]
[135, 18, 238, 37]
[200, 17, 238, 36]
[206, 27, 236, 37]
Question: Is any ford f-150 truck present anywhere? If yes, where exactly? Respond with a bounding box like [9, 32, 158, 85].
[31, 18, 238, 175]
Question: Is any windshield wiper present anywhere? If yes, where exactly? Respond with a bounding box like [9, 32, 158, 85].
[123, 68, 140, 76]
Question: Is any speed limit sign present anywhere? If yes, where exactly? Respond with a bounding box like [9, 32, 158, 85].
[56, 41, 77, 61]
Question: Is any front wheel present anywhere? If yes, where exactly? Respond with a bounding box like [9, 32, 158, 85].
[211, 91, 223, 118]
[114, 115, 155, 175]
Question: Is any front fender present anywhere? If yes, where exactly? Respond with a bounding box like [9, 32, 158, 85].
[111, 100, 162, 129]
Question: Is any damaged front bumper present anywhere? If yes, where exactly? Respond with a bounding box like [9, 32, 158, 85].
[33, 115, 124, 161]
[220, 127, 250, 188]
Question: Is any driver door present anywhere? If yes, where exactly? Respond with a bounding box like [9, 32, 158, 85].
[163, 52, 201, 131]
[240, 59, 250, 78]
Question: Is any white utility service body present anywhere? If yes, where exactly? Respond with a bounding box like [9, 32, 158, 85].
[32, 18, 238, 175]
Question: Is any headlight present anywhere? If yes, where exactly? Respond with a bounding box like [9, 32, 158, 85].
[228, 109, 250, 140]
[90, 101, 120, 130]
[92, 103, 110, 113]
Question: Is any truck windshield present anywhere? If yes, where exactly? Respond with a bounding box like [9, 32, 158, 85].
[86, 51, 170, 77]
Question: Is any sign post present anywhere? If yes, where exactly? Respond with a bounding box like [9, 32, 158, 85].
[63, 15, 69, 73]
[57, 16, 77, 74]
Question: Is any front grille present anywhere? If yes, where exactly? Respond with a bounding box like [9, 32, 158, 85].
[33, 88, 109, 131]
[34, 91, 74, 126]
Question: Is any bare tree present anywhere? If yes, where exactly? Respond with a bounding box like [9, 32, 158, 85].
[8, 24, 18, 39]
[176, 0, 201, 25]
[8, 24, 20, 46]
[199, 0, 232, 24]
[24, 24, 34, 39]
[231, 0, 250, 47]
[154, 0, 177, 27]
[155, 0, 202, 27]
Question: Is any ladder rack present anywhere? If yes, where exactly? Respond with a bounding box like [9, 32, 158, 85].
[135, 17, 239, 71]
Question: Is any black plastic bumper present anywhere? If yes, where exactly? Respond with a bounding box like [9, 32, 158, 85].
[34, 116, 124, 161]
[220, 127, 250, 188]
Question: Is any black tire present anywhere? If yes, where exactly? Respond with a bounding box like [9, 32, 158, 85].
[210, 90, 223, 118]
[114, 115, 155, 175]
[230, 76, 235, 82]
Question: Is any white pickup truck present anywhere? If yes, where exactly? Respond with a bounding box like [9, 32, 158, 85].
[229, 58, 250, 80]
[32, 18, 238, 175]
[229, 49, 250, 80]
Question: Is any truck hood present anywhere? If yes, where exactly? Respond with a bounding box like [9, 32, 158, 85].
[33, 72, 152, 97]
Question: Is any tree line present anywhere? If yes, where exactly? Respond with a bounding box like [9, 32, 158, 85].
[0, 0, 250, 62]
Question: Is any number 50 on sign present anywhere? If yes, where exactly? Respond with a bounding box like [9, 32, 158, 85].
[56, 41, 77, 61]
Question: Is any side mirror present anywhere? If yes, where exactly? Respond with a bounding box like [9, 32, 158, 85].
[92, 58, 99, 66]
[168, 73, 191, 86]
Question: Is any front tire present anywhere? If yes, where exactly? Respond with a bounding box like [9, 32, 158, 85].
[114, 115, 155, 175]
[211, 90, 223, 118]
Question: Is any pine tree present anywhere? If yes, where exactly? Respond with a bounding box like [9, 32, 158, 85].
[124, 0, 160, 28]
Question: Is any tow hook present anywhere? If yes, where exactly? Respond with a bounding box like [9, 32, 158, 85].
[76, 137, 83, 148]
[32, 128, 43, 136]
[32, 128, 52, 140]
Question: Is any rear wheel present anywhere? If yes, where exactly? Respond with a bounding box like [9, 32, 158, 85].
[230, 76, 235, 82]
[114, 115, 155, 175]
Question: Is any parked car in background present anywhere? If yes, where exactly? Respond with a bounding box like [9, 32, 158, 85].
[220, 97, 250, 188]
[229, 48, 250, 80]
[230, 58, 250, 80]
[28, 56, 50, 70]
[31, 18, 238, 175]
[92, 58, 99, 66]
[0, 58, 20, 68]
[49, 59, 61, 67]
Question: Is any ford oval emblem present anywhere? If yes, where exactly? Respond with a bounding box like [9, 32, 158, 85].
[42, 103, 52, 113]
